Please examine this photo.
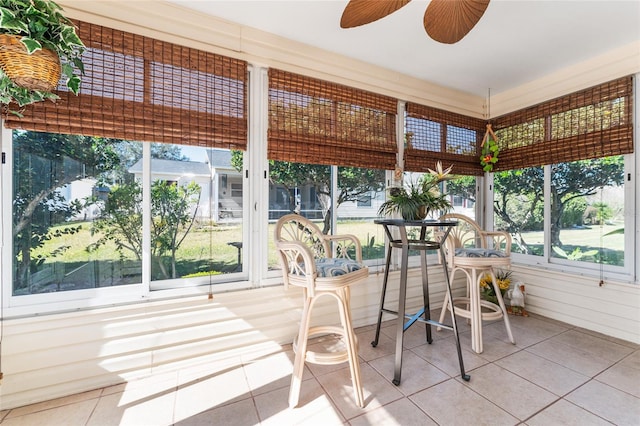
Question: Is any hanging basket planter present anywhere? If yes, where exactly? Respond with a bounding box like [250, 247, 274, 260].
[479, 123, 500, 172]
[0, 34, 61, 92]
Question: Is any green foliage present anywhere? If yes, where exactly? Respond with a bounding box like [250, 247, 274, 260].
[480, 137, 499, 172]
[378, 163, 453, 220]
[182, 270, 222, 278]
[561, 198, 587, 228]
[151, 180, 202, 279]
[88, 182, 143, 260]
[230, 149, 243, 172]
[586, 201, 613, 225]
[361, 233, 385, 260]
[446, 175, 476, 204]
[0, 0, 85, 111]
[90, 179, 203, 280]
[552, 246, 598, 261]
[494, 156, 623, 253]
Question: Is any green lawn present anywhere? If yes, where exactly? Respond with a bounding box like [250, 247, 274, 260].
[508, 222, 624, 265]
[20, 218, 624, 293]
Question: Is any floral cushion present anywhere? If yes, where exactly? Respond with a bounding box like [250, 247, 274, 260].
[314, 258, 364, 277]
[455, 248, 507, 258]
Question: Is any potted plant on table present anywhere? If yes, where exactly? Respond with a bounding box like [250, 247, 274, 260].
[378, 161, 453, 220]
[0, 0, 85, 114]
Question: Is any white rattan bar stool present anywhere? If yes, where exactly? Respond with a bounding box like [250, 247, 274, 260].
[274, 214, 368, 409]
[437, 213, 516, 353]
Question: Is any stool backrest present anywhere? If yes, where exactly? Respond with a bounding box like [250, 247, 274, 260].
[439, 213, 512, 265]
[274, 214, 328, 290]
[275, 214, 329, 258]
[274, 214, 365, 294]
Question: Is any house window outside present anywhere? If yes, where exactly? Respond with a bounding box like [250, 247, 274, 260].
[357, 194, 372, 207]
[231, 183, 243, 198]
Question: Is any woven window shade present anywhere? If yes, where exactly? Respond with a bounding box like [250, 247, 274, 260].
[405, 102, 485, 175]
[268, 69, 397, 170]
[4, 21, 248, 150]
[492, 76, 633, 170]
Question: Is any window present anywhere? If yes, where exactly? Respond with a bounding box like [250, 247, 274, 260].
[493, 167, 544, 256]
[357, 194, 372, 207]
[266, 69, 398, 271]
[8, 131, 247, 297]
[494, 157, 629, 273]
[336, 166, 386, 262]
[147, 143, 244, 283]
[405, 103, 485, 176]
[11, 131, 142, 295]
[491, 77, 634, 278]
[231, 183, 243, 198]
[550, 157, 625, 267]
[267, 160, 331, 270]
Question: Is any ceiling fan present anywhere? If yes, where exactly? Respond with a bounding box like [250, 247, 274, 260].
[340, 0, 491, 44]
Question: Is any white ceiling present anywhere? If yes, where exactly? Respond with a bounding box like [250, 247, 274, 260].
[169, 0, 640, 97]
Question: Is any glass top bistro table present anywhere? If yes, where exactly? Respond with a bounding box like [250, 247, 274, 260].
[373, 219, 469, 385]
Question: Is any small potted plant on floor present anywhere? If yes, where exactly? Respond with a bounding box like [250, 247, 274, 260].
[0, 0, 85, 114]
[479, 269, 512, 305]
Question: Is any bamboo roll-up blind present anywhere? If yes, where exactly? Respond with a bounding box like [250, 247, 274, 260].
[405, 102, 485, 175]
[492, 76, 633, 170]
[4, 21, 248, 150]
[268, 69, 397, 170]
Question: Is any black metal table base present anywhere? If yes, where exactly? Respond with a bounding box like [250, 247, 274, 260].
[372, 220, 470, 386]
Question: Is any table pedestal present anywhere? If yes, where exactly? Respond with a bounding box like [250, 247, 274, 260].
[372, 219, 469, 385]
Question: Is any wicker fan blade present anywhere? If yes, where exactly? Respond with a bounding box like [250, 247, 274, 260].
[340, 0, 412, 28]
[423, 0, 490, 44]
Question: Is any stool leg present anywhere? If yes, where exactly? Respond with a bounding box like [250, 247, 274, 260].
[469, 268, 483, 353]
[440, 262, 469, 381]
[490, 271, 516, 345]
[337, 287, 365, 408]
[289, 293, 313, 408]
[437, 267, 457, 330]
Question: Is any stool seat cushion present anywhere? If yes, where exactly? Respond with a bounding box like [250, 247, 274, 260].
[314, 258, 364, 277]
[455, 248, 507, 258]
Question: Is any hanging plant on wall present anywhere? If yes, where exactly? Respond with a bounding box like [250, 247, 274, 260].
[0, 0, 85, 115]
[479, 123, 500, 172]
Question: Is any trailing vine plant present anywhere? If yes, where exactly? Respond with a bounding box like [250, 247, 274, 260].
[480, 135, 499, 172]
[480, 123, 499, 172]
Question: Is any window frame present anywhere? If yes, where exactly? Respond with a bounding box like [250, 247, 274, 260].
[1, 127, 253, 317]
[504, 155, 635, 283]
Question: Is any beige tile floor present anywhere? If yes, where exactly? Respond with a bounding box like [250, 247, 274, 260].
[1, 312, 639, 426]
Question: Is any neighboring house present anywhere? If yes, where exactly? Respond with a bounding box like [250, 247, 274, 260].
[206, 149, 243, 219]
[127, 148, 386, 222]
[128, 149, 243, 221]
[129, 158, 213, 220]
[63, 154, 462, 223]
